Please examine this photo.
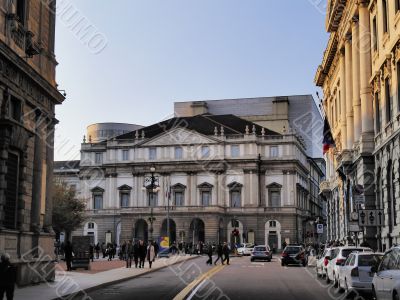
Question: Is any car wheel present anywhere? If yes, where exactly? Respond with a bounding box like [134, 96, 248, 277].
[333, 274, 338, 288]
[250, 258, 254, 262]
[281, 261, 285, 267]
[371, 286, 377, 300]
[326, 274, 331, 284]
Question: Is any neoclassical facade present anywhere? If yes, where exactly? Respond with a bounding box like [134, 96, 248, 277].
[0, 1, 64, 285]
[315, 0, 376, 246]
[64, 114, 325, 250]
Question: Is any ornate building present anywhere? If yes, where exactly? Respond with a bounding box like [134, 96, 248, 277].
[0, 1, 64, 285]
[60, 107, 325, 250]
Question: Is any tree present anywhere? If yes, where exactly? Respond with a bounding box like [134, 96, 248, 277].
[52, 181, 86, 241]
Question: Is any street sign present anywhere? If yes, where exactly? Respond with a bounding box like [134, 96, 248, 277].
[353, 195, 365, 205]
[349, 222, 361, 232]
[358, 209, 384, 227]
[316, 224, 324, 234]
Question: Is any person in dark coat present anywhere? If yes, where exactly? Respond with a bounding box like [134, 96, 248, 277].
[89, 244, 94, 262]
[222, 242, 230, 265]
[64, 241, 73, 271]
[206, 244, 213, 265]
[214, 244, 224, 265]
[133, 240, 140, 268]
[138, 240, 147, 268]
[0, 254, 16, 300]
[125, 240, 133, 268]
[95, 243, 100, 259]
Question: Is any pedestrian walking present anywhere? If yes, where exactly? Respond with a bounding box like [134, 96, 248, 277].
[125, 240, 133, 268]
[95, 243, 100, 259]
[121, 241, 127, 261]
[107, 244, 113, 261]
[138, 240, 146, 268]
[206, 244, 213, 265]
[64, 241, 73, 271]
[101, 242, 106, 258]
[147, 242, 156, 269]
[89, 244, 94, 262]
[222, 242, 230, 265]
[0, 254, 16, 300]
[133, 240, 140, 268]
[214, 244, 224, 265]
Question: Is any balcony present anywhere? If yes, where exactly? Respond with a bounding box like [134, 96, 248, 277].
[319, 180, 332, 195]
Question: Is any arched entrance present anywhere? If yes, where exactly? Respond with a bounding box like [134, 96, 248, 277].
[227, 219, 243, 246]
[265, 220, 282, 250]
[160, 219, 177, 244]
[134, 219, 148, 242]
[189, 218, 205, 244]
[84, 222, 98, 245]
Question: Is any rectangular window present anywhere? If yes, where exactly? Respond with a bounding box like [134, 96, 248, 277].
[93, 194, 103, 209]
[231, 145, 240, 157]
[122, 150, 129, 161]
[149, 148, 156, 160]
[174, 191, 184, 206]
[373, 16, 378, 51]
[269, 191, 281, 207]
[16, 0, 26, 25]
[149, 192, 158, 207]
[201, 191, 211, 206]
[174, 147, 183, 159]
[270, 146, 279, 157]
[385, 78, 392, 123]
[95, 153, 103, 164]
[230, 191, 241, 207]
[4, 152, 19, 229]
[201, 146, 210, 158]
[383, 0, 389, 33]
[120, 192, 130, 207]
[10, 97, 21, 122]
[375, 93, 381, 133]
[396, 0, 400, 12]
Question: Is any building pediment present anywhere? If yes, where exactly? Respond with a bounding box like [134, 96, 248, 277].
[91, 186, 104, 193]
[139, 127, 219, 147]
[266, 182, 282, 189]
[118, 184, 132, 190]
[172, 183, 186, 190]
[227, 181, 243, 189]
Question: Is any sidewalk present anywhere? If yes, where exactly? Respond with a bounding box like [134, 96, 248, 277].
[14, 254, 198, 300]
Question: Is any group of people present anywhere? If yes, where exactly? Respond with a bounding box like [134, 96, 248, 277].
[120, 240, 158, 269]
[205, 242, 231, 266]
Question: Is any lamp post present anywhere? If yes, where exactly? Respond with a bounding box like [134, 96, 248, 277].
[147, 166, 157, 241]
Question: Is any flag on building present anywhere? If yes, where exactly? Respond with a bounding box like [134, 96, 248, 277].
[322, 117, 335, 154]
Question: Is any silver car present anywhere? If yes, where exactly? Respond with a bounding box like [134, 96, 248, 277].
[372, 246, 400, 300]
[338, 252, 382, 295]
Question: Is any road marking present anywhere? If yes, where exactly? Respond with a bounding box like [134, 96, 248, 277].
[173, 264, 225, 300]
[186, 278, 208, 300]
[251, 262, 265, 266]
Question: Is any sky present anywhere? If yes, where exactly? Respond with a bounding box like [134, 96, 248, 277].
[54, 0, 329, 161]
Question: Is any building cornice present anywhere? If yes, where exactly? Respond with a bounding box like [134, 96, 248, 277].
[315, 33, 339, 87]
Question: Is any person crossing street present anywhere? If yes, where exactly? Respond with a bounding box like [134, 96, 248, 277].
[214, 243, 224, 265]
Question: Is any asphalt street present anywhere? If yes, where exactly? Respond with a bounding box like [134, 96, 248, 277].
[77, 256, 354, 300]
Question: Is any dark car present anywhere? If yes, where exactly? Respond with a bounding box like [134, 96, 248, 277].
[251, 245, 272, 262]
[281, 245, 306, 267]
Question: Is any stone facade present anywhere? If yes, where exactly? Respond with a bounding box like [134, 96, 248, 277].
[57, 111, 325, 250]
[0, 0, 64, 285]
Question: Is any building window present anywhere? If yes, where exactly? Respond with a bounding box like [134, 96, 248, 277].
[120, 192, 130, 207]
[4, 152, 19, 229]
[269, 221, 277, 228]
[16, 0, 26, 25]
[95, 152, 103, 164]
[270, 146, 279, 157]
[375, 93, 381, 133]
[231, 145, 240, 157]
[201, 146, 210, 158]
[174, 191, 184, 206]
[201, 191, 211, 206]
[88, 222, 95, 229]
[148, 192, 158, 207]
[93, 194, 103, 209]
[372, 16, 378, 51]
[10, 97, 22, 122]
[122, 150, 129, 161]
[267, 183, 282, 207]
[385, 78, 392, 124]
[174, 147, 183, 159]
[383, 0, 389, 33]
[149, 147, 157, 160]
[396, 0, 400, 12]
[230, 191, 241, 207]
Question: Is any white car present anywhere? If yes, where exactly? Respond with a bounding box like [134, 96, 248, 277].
[326, 246, 372, 287]
[338, 252, 383, 295]
[237, 243, 254, 256]
[372, 246, 400, 300]
[316, 248, 332, 277]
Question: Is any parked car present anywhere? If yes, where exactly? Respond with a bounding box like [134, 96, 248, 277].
[316, 248, 333, 277]
[372, 246, 400, 300]
[326, 246, 372, 287]
[281, 245, 306, 267]
[338, 252, 383, 296]
[237, 243, 254, 256]
[250, 245, 272, 262]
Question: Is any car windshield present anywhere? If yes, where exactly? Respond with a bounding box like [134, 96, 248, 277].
[358, 255, 382, 267]
[285, 247, 301, 254]
[341, 249, 364, 258]
[254, 247, 266, 251]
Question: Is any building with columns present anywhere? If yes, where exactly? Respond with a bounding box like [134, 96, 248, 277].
[0, 1, 65, 285]
[58, 96, 326, 250]
[370, 0, 400, 251]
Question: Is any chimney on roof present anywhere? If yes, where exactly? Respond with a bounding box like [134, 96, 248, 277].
[190, 101, 208, 116]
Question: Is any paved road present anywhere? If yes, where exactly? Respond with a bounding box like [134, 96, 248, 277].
[79, 255, 359, 300]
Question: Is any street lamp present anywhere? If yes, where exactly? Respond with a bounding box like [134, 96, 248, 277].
[147, 166, 157, 241]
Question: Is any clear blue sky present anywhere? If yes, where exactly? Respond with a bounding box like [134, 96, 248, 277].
[54, 0, 328, 161]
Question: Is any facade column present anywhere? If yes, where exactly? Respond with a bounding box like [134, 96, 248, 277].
[352, 18, 361, 143]
[340, 50, 348, 150]
[44, 119, 56, 232]
[345, 36, 354, 149]
[359, 2, 374, 151]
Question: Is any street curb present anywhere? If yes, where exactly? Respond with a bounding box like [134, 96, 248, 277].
[52, 255, 200, 300]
